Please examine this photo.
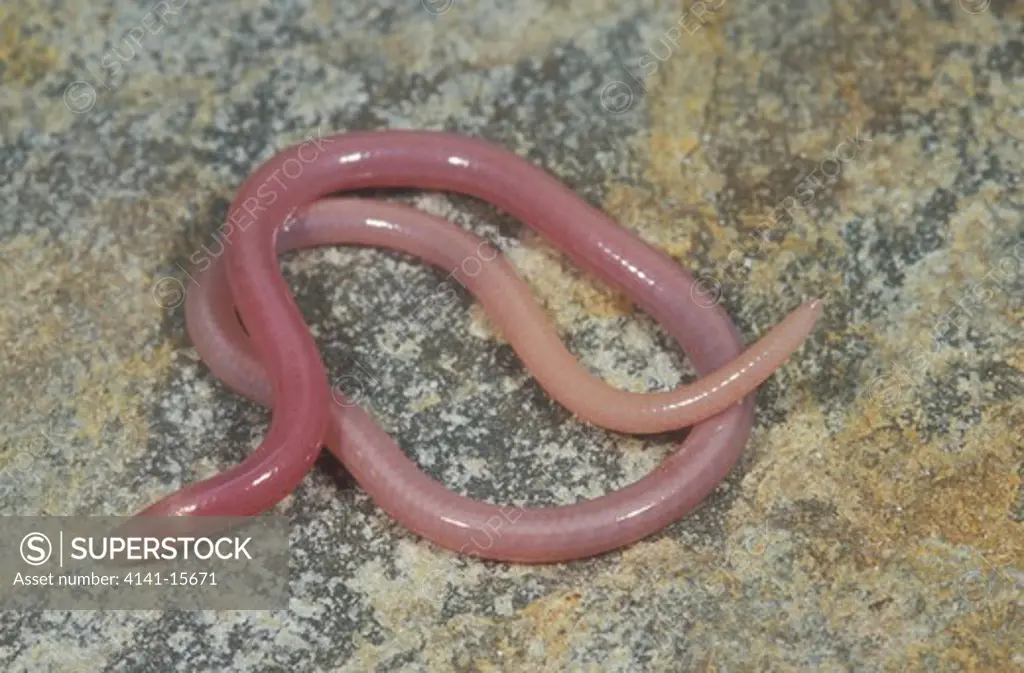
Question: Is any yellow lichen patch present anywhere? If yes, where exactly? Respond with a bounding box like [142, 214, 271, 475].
[902, 477, 1018, 557]
[852, 394, 1014, 555]
[736, 407, 841, 507]
[602, 182, 700, 262]
[1007, 341, 1024, 374]
[72, 345, 174, 441]
[593, 5, 731, 248]
[378, 0, 635, 71]
[102, 72, 222, 129]
[504, 234, 631, 323]
[642, 21, 727, 209]
[0, 7, 95, 138]
[602, 536, 692, 593]
[510, 589, 586, 661]
[569, 277, 633, 318]
[645, 130, 726, 209]
[726, 385, 1021, 570]
[0, 7, 59, 87]
[893, 602, 1021, 673]
[467, 303, 504, 343]
[715, 400, 1020, 669]
[343, 537, 710, 670]
[883, 410, 1019, 554]
[1, 206, 179, 510]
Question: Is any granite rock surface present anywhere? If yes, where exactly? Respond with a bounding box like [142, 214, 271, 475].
[0, 0, 1021, 671]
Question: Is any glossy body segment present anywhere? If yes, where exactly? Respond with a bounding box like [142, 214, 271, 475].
[193, 198, 820, 434]
[140, 131, 820, 562]
[185, 198, 816, 562]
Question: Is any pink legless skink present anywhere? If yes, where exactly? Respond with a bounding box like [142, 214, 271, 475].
[138, 132, 821, 563]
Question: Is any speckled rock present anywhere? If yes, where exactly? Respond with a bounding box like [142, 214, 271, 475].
[1, 0, 1021, 671]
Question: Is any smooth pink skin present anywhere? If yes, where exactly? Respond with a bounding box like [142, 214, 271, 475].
[185, 199, 819, 563]
[139, 131, 820, 562]
[194, 198, 821, 434]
